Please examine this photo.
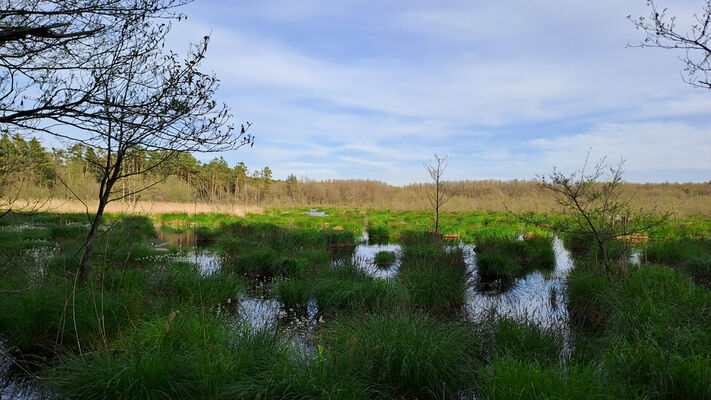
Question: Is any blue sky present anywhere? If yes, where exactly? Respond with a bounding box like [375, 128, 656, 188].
[166, 0, 711, 185]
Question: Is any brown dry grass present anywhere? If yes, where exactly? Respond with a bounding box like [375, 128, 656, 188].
[11, 199, 262, 216]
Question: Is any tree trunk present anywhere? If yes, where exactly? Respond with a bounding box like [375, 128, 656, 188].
[78, 195, 108, 282]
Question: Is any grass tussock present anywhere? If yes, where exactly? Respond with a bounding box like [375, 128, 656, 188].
[398, 234, 471, 310]
[323, 311, 478, 399]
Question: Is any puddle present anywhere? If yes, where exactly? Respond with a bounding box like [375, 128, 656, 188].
[629, 248, 643, 266]
[156, 228, 196, 248]
[0, 342, 45, 400]
[154, 226, 222, 275]
[178, 249, 222, 275]
[465, 237, 573, 330]
[237, 297, 282, 329]
[303, 209, 328, 217]
[352, 243, 402, 279]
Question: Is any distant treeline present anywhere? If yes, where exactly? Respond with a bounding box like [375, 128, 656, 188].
[2, 133, 710, 216]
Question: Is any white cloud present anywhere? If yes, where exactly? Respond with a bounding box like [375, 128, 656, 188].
[528, 122, 711, 180]
[162, 1, 711, 183]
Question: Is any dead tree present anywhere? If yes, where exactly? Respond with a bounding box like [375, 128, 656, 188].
[0, 0, 192, 126]
[425, 154, 455, 235]
[629, 0, 711, 90]
[34, 7, 254, 282]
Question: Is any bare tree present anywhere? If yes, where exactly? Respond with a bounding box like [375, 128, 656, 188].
[66, 22, 252, 281]
[629, 0, 711, 90]
[0, 0, 191, 127]
[424, 154, 455, 234]
[537, 154, 666, 280]
[0, 1, 195, 217]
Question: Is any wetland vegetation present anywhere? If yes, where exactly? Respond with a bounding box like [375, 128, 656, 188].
[0, 207, 709, 399]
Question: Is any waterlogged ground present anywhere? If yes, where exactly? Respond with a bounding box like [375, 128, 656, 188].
[465, 237, 573, 328]
[155, 224, 575, 347]
[2, 210, 708, 398]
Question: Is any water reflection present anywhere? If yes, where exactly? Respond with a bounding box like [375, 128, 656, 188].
[156, 227, 195, 248]
[178, 249, 222, 275]
[303, 209, 328, 217]
[0, 342, 44, 400]
[465, 237, 573, 330]
[353, 243, 401, 279]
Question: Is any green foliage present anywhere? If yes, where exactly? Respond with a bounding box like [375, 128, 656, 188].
[477, 357, 612, 400]
[373, 250, 396, 269]
[1, 210, 710, 399]
[153, 261, 242, 308]
[0, 267, 149, 356]
[50, 311, 287, 400]
[275, 279, 309, 310]
[565, 262, 612, 331]
[647, 239, 711, 283]
[323, 311, 478, 398]
[230, 247, 307, 278]
[398, 239, 470, 309]
[366, 224, 389, 243]
[485, 317, 562, 365]
[194, 226, 219, 243]
[477, 253, 518, 281]
[310, 264, 408, 314]
[567, 261, 711, 398]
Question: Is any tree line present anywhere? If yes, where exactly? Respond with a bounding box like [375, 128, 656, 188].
[3, 133, 710, 217]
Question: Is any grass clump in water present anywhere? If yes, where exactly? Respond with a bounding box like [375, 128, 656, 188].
[230, 247, 307, 278]
[153, 261, 242, 308]
[50, 311, 291, 400]
[647, 239, 711, 284]
[310, 264, 408, 314]
[366, 224, 389, 243]
[477, 253, 518, 281]
[476, 236, 555, 277]
[373, 250, 396, 269]
[275, 279, 309, 310]
[398, 234, 470, 310]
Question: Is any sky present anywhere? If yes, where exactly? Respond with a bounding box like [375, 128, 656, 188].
[166, 0, 711, 185]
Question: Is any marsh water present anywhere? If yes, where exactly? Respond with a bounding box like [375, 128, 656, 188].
[1, 225, 577, 397]
[155, 226, 576, 336]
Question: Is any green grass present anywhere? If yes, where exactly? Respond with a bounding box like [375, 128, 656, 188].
[565, 262, 612, 331]
[310, 264, 409, 314]
[275, 279, 309, 310]
[477, 252, 518, 281]
[566, 261, 711, 398]
[476, 236, 555, 277]
[1, 210, 710, 399]
[484, 317, 562, 365]
[477, 357, 612, 400]
[366, 224, 389, 243]
[152, 261, 242, 308]
[50, 311, 288, 400]
[0, 267, 149, 356]
[373, 250, 396, 268]
[323, 311, 478, 399]
[647, 239, 711, 284]
[229, 247, 307, 278]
